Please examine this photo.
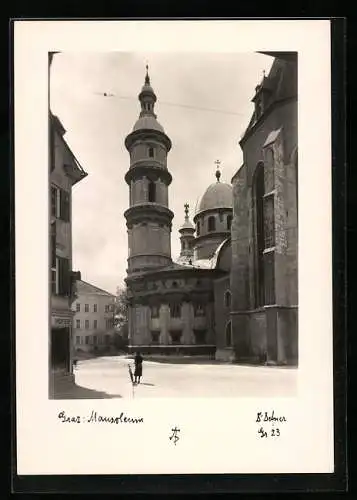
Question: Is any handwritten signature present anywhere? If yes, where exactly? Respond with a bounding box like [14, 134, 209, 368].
[57, 410, 144, 424]
[169, 427, 180, 445]
[256, 411, 287, 439]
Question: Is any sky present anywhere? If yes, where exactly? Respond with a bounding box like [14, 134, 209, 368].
[50, 52, 273, 295]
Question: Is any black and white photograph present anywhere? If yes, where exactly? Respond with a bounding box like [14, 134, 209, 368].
[49, 51, 298, 400]
[14, 20, 335, 479]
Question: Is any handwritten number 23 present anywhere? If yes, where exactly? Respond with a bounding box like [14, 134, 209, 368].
[271, 428, 280, 437]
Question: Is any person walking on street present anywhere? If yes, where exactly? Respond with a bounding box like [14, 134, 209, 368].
[134, 351, 143, 384]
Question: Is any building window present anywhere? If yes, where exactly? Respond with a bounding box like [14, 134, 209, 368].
[170, 330, 182, 345]
[85, 336, 89, 345]
[263, 194, 275, 248]
[51, 268, 57, 294]
[254, 162, 265, 307]
[85, 304, 89, 312]
[93, 304, 97, 312]
[208, 215, 216, 232]
[105, 334, 110, 345]
[148, 147, 154, 158]
[148, 180, 156, 202]
[93, 320, 97, 329]
[194, 303, 205, 317]
[76, 319, 80, 329]
[50, 126, 55, 172]
[51, 186, 57, 218]
[93, 335, 97, 345]
[85, 320, 89, 329]
[224, 290, 231, 308]
[219, 212, 223, 222]
[193, 329, 206, 344]
[50, 222, 57, 293]
[76, 303, 80, 312]
[60, 190, 70, 222]
[106, 318, 113, 329]
[54, 256, 70, 296]
[50, 220, 56, 266]
[51, 185, 70, 222]
[169, 303, 181, 318]
[196, 220, 201, 236]
[225, 321, 232, 347]
[151, 305, 159, 318]
[227, 214, 233, 230]
[76, 336, 80, 344]
[151, 331, 160, 344]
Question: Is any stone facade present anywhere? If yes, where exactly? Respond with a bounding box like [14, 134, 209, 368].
[125, 56, 298, 365]
[49, 110, 87, 394]
[72, 280, 116, 354]
[229, 53, 298, 366]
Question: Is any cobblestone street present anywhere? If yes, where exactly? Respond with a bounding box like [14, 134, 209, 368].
[54, 355, 297, 399]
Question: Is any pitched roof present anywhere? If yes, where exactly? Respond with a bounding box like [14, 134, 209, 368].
[76, 280, 115, 297]
[240, 55, 297, 144]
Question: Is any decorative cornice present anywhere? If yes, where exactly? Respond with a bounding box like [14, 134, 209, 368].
[124, 203, 174, 226]
[125, 128, 172, 152]
[125, 164, 172, 186]
[193, 206, 232, 222]
[194, 231, 230, 245]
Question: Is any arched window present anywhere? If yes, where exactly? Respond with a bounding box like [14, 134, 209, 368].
[148, 147, 154, 158]
[227, 214, 232, 230]
[148, 180, 156, 202]
[224, 290, 231, 308]
[196, 220, 200, 236]
[225, 320, 232, 347]
[208, 215, 216, 232]
[254, 163, 265, 307]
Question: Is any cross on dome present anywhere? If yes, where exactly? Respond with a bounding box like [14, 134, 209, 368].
[184, 203, 189, 218]
[145, 64, 150, 85]
[214, 160, 221, 182]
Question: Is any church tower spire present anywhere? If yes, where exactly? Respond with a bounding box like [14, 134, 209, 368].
[124, 67, 174, 275]
[178, 203, 195, 264]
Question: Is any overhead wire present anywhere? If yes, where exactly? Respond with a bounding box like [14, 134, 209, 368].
[94, 92, 248, 117]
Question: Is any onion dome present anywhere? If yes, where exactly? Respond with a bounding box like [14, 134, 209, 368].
[132, 65, 165, 133]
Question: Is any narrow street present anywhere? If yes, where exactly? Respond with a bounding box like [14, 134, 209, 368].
[54, 355, 297, 399]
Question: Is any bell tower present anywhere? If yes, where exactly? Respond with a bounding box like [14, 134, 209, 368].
[124, 66, 174, 275]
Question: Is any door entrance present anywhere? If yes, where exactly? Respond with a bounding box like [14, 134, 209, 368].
[51, 327, 70, 371]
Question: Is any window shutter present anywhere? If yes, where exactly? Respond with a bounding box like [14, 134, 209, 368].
[58, 257, 70, 296]
[51, 187, 57, 217]
[50, 128, 55, 172]
[50, 222, 56, 268]
[60, 190, 70, 222]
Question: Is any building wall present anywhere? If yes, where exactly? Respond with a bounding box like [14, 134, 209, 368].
[50, 123, 75, 376]
[214, 275, 231, 350]
[130, 176, 169, 206]
[72, 292, 115, 353]
[194, 209, 232, 260]
[130, 140, 167, 167]
[231, 98, 298, 365]
[127, 271, 217, 349]
[128, 222, 171, 258]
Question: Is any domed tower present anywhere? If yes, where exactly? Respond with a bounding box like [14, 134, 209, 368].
[124, 66, 174, 275]
[177, 203, 195, 265]
[193, 162, 233, 260]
